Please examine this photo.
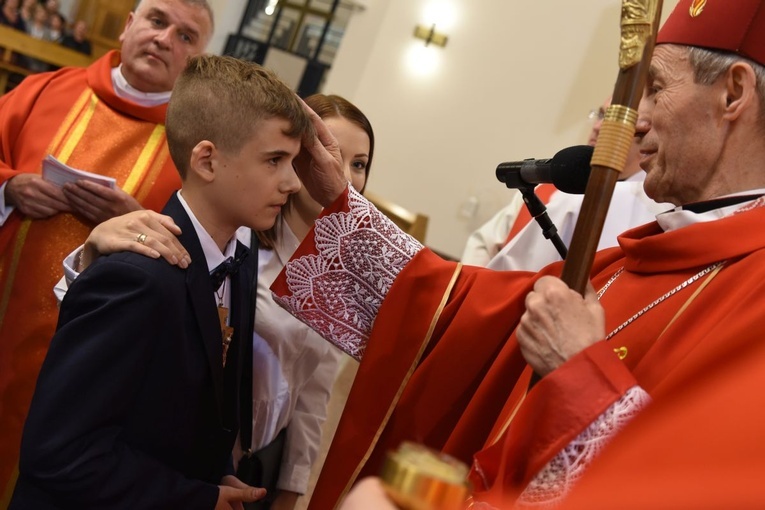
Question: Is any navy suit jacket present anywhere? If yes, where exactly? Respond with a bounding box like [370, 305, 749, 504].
[10, 193, 254, 509]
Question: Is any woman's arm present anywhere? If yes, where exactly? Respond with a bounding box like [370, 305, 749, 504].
[55, 209, 191, 303]
[79, 209, 190, 269]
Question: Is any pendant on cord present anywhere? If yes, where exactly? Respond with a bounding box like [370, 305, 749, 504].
[218, 305, 234, 367]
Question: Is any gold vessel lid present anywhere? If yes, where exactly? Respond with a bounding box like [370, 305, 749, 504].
[380, 442, 470, 510]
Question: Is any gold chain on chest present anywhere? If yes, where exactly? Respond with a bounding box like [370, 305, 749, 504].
[597, 261, 725, 341]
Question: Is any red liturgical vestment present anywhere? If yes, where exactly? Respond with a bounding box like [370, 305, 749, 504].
[560, 320, 765, 508]
[272, 187, 765, 508]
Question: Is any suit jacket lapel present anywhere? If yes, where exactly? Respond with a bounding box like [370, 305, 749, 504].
[229, 240, 254, 375]
[162, 194, 225, 418]
[236, 233, 258, 450]
[225, 239, 255, 433]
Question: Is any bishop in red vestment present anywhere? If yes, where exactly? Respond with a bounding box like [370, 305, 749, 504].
[272, 0, 765, 508]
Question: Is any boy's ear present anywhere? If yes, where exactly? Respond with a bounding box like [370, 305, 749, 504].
[189, 140, 217, 183]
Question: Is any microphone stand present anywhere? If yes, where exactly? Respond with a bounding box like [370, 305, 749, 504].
[518, 185, 567, 260]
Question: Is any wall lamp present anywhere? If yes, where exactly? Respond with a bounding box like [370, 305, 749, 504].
[413, 24, 448, 47]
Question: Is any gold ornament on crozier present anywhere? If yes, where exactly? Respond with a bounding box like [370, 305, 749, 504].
[619, 0, 658, 69]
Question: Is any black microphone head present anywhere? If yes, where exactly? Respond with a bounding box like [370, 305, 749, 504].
[549, 145, 593, 194]
[495, 160, 524, 186]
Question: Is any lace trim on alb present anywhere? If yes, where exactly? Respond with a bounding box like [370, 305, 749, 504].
[274, 186, 424, 360]
[515, 386, 652, 508]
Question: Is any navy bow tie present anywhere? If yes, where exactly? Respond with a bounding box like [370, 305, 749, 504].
[210, 247, 249, 292]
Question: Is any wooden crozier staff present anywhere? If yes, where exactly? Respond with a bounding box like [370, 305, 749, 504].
[561, 0, 663, 293]
[379, 3, 668, 508]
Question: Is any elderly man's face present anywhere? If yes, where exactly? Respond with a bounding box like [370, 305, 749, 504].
[118, 0, 212, 93]
[637, 44, 728, 205]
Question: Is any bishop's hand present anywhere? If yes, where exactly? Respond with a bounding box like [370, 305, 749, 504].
[517, 276, 606, 377]
[294, 98, 348, 207]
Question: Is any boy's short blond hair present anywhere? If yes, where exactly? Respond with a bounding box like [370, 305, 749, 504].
[166, 55, 313, 179]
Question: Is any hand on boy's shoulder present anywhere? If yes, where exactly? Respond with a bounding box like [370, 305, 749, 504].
[83, 209, 191, 270]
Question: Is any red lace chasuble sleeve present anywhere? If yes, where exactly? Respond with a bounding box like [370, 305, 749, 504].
[271, 185, 424, 360]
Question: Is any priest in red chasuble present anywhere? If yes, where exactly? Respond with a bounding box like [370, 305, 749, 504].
[274, 0, 765, 507]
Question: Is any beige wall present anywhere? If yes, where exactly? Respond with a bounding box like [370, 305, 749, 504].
[323, 0, 680, 258]
[206, 0, 247, 55]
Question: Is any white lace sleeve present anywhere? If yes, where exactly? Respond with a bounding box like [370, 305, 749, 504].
[516, 385, 652, 508]
[273, 186, 424, 361]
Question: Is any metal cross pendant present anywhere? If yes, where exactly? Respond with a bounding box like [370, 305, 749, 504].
[218, 305, 234, 367]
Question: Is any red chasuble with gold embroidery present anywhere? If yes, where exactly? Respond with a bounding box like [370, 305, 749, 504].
[0, 51, 180, 498]
[272, 188, 765, 509]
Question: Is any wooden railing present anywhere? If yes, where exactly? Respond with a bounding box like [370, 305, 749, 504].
[0, 24, 95, 93]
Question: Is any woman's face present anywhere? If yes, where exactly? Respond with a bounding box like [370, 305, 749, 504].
[292, 114, 371, 218]
[324, 116, 370, 193]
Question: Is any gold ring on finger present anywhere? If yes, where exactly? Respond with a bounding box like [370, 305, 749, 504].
[136, 233, 148, 244]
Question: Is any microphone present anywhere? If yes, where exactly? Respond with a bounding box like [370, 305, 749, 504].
[496, 145, 594, 194]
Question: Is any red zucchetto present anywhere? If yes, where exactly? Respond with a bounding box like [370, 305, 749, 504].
[657, 0, 765, 67]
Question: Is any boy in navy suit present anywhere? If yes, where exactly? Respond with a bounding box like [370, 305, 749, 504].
[10, 55, 312, 510]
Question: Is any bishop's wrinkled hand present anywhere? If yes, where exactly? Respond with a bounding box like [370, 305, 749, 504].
[517, 276, 606, 377]
[294, 98, 348, 207]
